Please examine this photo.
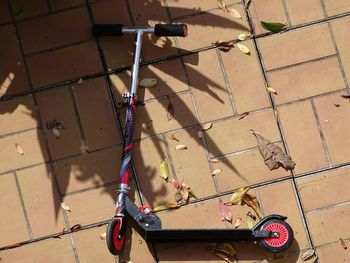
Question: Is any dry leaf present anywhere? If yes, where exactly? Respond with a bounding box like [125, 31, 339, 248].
[209, 158, 220, 163]
[212, 168, 222, 176]
[213, 41, 234, 52]
[238, 112, 249, 120]
[70, 224, 82, 232]
[47, 119, 64, 138]
[238, 33, 247, 41]
[168, 134, 179, 142]
[139, 78, 157, 88]
[226, 7, 242, 19]
[172, 178, 180, 189]
[236, 43, 250, 54]
[180, 185, 189, 202]
[175, 144, 188, 150]
[217, 0, 226, 10]
[334, 103, 340, 107]
[201, 122, 213, 131]
[219, 201, 232, 222]
[167, 99, 175, 121]
[15, 143, 24, 155]
[324, 119, 329, 124]
[188, 189, 198, 199]
[212, 242, 236, 257]
[340, 238, 347, 249]
[213, 252, 235, 263]
[77, 78, 83, 85]
[159, 160, 169, 181]
[340, 95, 350, 99]
[267, 86, 277, 94]
[250, 129, 296, 170]
[61, 202, 71, 212]
[153, 203, 179, 212]
[245, 0, 252, 9]
[100, 233, 106, 240]
[141, 120, 153, 130]
[243, 193, 263, 219]
[175, 191, 183, 202]
[234, 218, 242, 228]
[225, 186, 250, 206]
[5, 242, 22, 249]
[197, 130, 203, 139]
[301, 249, 315, 261]
[52, 128, 60, 139]
[245, 212, 255, 229]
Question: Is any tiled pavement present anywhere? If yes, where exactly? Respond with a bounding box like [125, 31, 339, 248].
[1, 0, 350, 262]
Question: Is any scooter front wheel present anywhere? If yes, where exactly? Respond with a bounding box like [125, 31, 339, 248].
[258, 219, 294, 253]
[106, 217, 126, 255]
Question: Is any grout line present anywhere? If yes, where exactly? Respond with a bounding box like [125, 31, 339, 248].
[161, 133, 179, 182]
[216, 49, 238, 115]
[305, 199, 350, 215]
[280, 0, 293, 26]
[0, 127, 37, 139]
[63, 180, 118, 197]
[13, 171, 34, 239]
[46, 0, 52, 13]
[320, 0, 329, 18]
[310, 98, 333, 167]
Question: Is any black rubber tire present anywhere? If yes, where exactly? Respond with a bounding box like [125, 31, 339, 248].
[106, 218, 120, 255]
[258, 219, 294, 253]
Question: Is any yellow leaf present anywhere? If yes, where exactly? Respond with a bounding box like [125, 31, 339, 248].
[15, 143, 24, 155]
[340, 238, 347, 249]
[226, 7, 241, 19]
[236, 43, 250, 54]
[238, 33, 247, 41]
[211, 168, 222, 176]
[225, 186, 250, 205]
[61, 202, 71, 212]
[168, 134, 179, 142]
[152, 203, 179, 212]
[209, 158, 220, 163]
[201, 122, 213, 131]
[175, 144, 188, 150]
[245, 213, 255, 229]
[159, 160, 169, 181]
[267, 86, 277, 94]
[212, 243, 236, 257]
[139, 78, 158, 88]
[234, 218, 242, 228]
[99, 233, 106, 240]
[217, 0, 226, 10]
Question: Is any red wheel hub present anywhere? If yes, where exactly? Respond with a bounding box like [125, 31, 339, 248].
[113, 218, 125, 251]
[263, 222, 289, 247]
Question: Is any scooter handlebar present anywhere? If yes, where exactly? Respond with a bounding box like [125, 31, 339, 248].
[92, 24, 187, 37]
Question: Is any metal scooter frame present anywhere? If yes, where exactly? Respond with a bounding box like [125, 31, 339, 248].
[98, 25, 294, 255]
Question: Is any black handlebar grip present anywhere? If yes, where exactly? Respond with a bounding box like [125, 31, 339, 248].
[154, 24, 188, 37]
[92, 24, 123, 36]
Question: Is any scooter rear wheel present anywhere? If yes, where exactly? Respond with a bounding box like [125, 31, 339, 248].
[259, 219, 294, 253]
[106, 217, 125, 255]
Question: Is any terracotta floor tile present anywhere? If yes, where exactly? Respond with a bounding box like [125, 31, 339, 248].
[324, 0, 350, 16]
[307, 203, 350, 246]
[132, 136, 176, 208]
[249, 0, 287, 35]
[183, 50, 233, 122]
[258, 24, 336, 70]
[331, 17, 350, 83]
[111, 58, 189, 102]
[177, 5, 251, 51]
[0, 0, 11, 24]
[36, 87, 82, 160]
[54, 147, 121, 194]
[220, 40, 271, 114]
[205, 109, 280, 156]
[284, 0, 324, 25]
[166, 128, 217, 199]
[73, 226, 116, 263]
[317, 241, 350, 262]
[11, 0, 48, 20]
[127, 93, 197, 140]
[214, 147, 290, 193]
[26, 41, 103, 88]
[73, 78, 121, 150]
[233, 242, 272, 262]
[268, 56, 345, 105]
[18, 7, 91, 54]
[0, 236, 76, 262]
[64, 185, 115, 226]
[278, 101, 328, 174]
[0, 173, 29, 247]
[0, 25, 30, 97]
[16, 164, 66, 238]
[0, 95, 38, 136]
[314, 92, 350, 165]
[297, 167, 350, 212]
[258, 180, 309, 253]
[0, 130, 48, 173]
[49, 0, 84, 11]
[91, 0, 133, 69]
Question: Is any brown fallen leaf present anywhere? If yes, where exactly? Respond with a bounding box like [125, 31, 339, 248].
[226, 7, 242, 19]
[175, 144, 188, 150]
[212, 168, 222, 176]
[159, 160, 169, 181]
[217, 0, 226, 10]
[180, 185, 189, 202]
[250, 129, 295, 170]
[100, 232, 106, 240]
[245, 0, 252, 9]
[234, 218, 242, 228]
[238, 112, 249, 120]
[243, 193, 263, 219]
[153, 203, 179, 212]
[245, 212, 256, 229]
[15, 143, 24, 155]
[61, 202, 71, 212]
[167, 98, 175, 121]
[5, 242, 22, 249]
[219, 201, 232, 222]
[175, 191, 183, 202]
[340, 95, 350, 99]
[212, 242, 236, 257]
[141, 120, 153, 130]
[334, 103, 340, 107]
[340, 238, 347, 249]
[201, 122, 213, 131]
[212, 40, 234, 52]
[301, 249, 315, 261]
[225, 186, 249, 206]
[70, 224, 82, 232]
[168, 134, 179, 142]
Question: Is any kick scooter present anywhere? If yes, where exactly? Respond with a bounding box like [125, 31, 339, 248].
[92, 23, 294, 255]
